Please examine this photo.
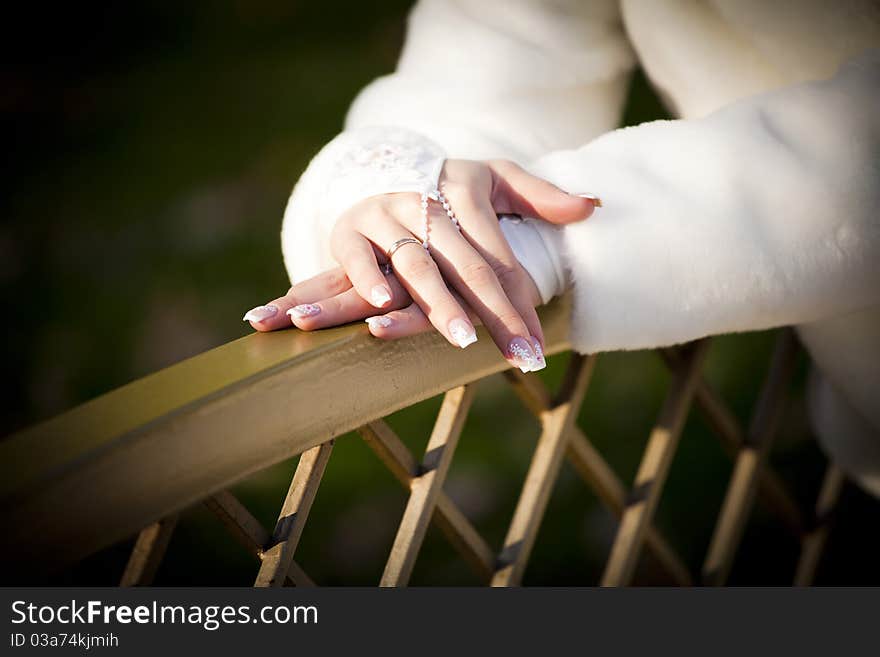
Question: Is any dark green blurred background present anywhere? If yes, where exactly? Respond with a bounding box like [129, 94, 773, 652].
[2, 1, 877, 585]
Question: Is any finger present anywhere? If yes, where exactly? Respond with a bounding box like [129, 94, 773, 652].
[357, 214, 478, 350]
[289, 273, 411, 330]
[365, 288, 478, 340]
[242, 267, 352, 332]
[488, 159, 598, 225]
[402, 206, 544, 372]
[364, 302, 433, 339]
[330, 225, 395, 309]
[441, 186, 546, 348]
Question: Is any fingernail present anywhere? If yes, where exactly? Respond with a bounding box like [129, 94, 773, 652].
[365, 316, 393, 329]
[288, 304, 321, 319]
[575, 192, 602, 207]
[242, 304, 278, 322]
[530, 337, 547, 371]
[448, 318, 477, 349]
[370, 284, 392, 308]
[508, 336, 540, 373]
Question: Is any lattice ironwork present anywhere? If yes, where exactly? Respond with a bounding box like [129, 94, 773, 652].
[119, 330, 845, 587]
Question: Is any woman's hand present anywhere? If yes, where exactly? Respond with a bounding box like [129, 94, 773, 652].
[242, 263, 537, 360]
[244, 159, 596, 371]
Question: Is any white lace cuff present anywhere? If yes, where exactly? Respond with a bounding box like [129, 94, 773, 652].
[318, 126, 447, 232]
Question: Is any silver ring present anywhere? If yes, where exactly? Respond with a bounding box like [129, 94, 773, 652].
[386, 237, 423, 260]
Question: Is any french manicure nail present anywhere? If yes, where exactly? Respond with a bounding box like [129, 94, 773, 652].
[530, 337, 547, 371]
[575, 192, 602, 207]
[508, 336, 540, 373]
[448, 318, 477, 349]
[365, 316, 393, 329]
[242, 304, 278, 322]
[287, 304, 321, 319]
[370, 284, 392, 307]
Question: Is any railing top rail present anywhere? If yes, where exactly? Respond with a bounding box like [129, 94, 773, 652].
[0, 297, 572, 572]
[1, 320, 358, 499]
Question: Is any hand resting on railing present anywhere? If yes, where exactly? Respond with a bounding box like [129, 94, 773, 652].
[243, 158, 598, 374]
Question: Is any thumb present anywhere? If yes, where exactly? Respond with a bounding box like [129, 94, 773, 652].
[488, 159, 600, 224]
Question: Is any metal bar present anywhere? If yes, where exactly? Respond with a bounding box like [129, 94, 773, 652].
[205, 491, 270, 555]
[359, 421, 420, 484]
[492, 354, 596, 586]
[203, 491, 311, 586]
[660, 348, 805, 537]
[601, 340, 709, 587]
[502, 369, 553, 417]
[794, 464, 845, 586]
[119, 515, 178, 586]
[380, 386, 475, 586]
[285, 560, 316, 588]
[701, 330, 799, 585]
[565, 431, 692, 586]
[359, 420, 495, 582]
[255, 441, 334, 587]
[0, 297, 574, 574]
[505, 367, 692, 585]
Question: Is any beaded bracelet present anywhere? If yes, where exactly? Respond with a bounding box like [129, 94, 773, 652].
[420, 188, 461, 251]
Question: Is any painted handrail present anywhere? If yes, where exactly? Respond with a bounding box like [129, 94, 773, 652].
[0, 298, 573, 573]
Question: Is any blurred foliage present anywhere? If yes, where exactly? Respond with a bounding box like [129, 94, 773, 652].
[2, 2, 877, 585]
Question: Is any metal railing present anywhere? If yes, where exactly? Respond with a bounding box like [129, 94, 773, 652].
[0, 296, 843, 586]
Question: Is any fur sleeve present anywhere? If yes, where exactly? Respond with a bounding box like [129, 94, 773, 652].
[281, 0, 634, 284]
[528, 51, 880, 353]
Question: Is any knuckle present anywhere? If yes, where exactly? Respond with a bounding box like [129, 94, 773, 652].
[401, 254, 438, 281]
[338, 244, 366, 267]
[330, 228, 355, 261]
[486, 158, 517, 175]
[362, 205, 389, 229]
[379, 194, 401, 215]
[446, 179, 483, 204]
[440, 179, 469, 198]
[460, 260, 499, 289]
[386, 192, 420, 217]
[284, 287, 301, 305]
[491, 261, 521, 288]
[327, 268, 349, 289]
[334, 207, 359, 230]
[344, 200, 386, 231]
[487, 158, 515, 173]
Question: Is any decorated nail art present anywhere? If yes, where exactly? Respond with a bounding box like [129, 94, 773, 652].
[287, 304, 321, 319]
[508, 337, 540, 373]
[242, 304, 278, 323]
[448, 318, 477, 349]
[365, 316, 393, 329]
[531, 337, 546, 370]
[370, 284, 392, 308]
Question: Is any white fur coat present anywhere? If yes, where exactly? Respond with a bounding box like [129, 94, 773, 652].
[280, 0, 880, 496]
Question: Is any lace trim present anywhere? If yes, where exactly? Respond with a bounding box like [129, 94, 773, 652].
[326, 127, 454, 250]
[338, 143, 432, 187]
[331, 127, 445, 195]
